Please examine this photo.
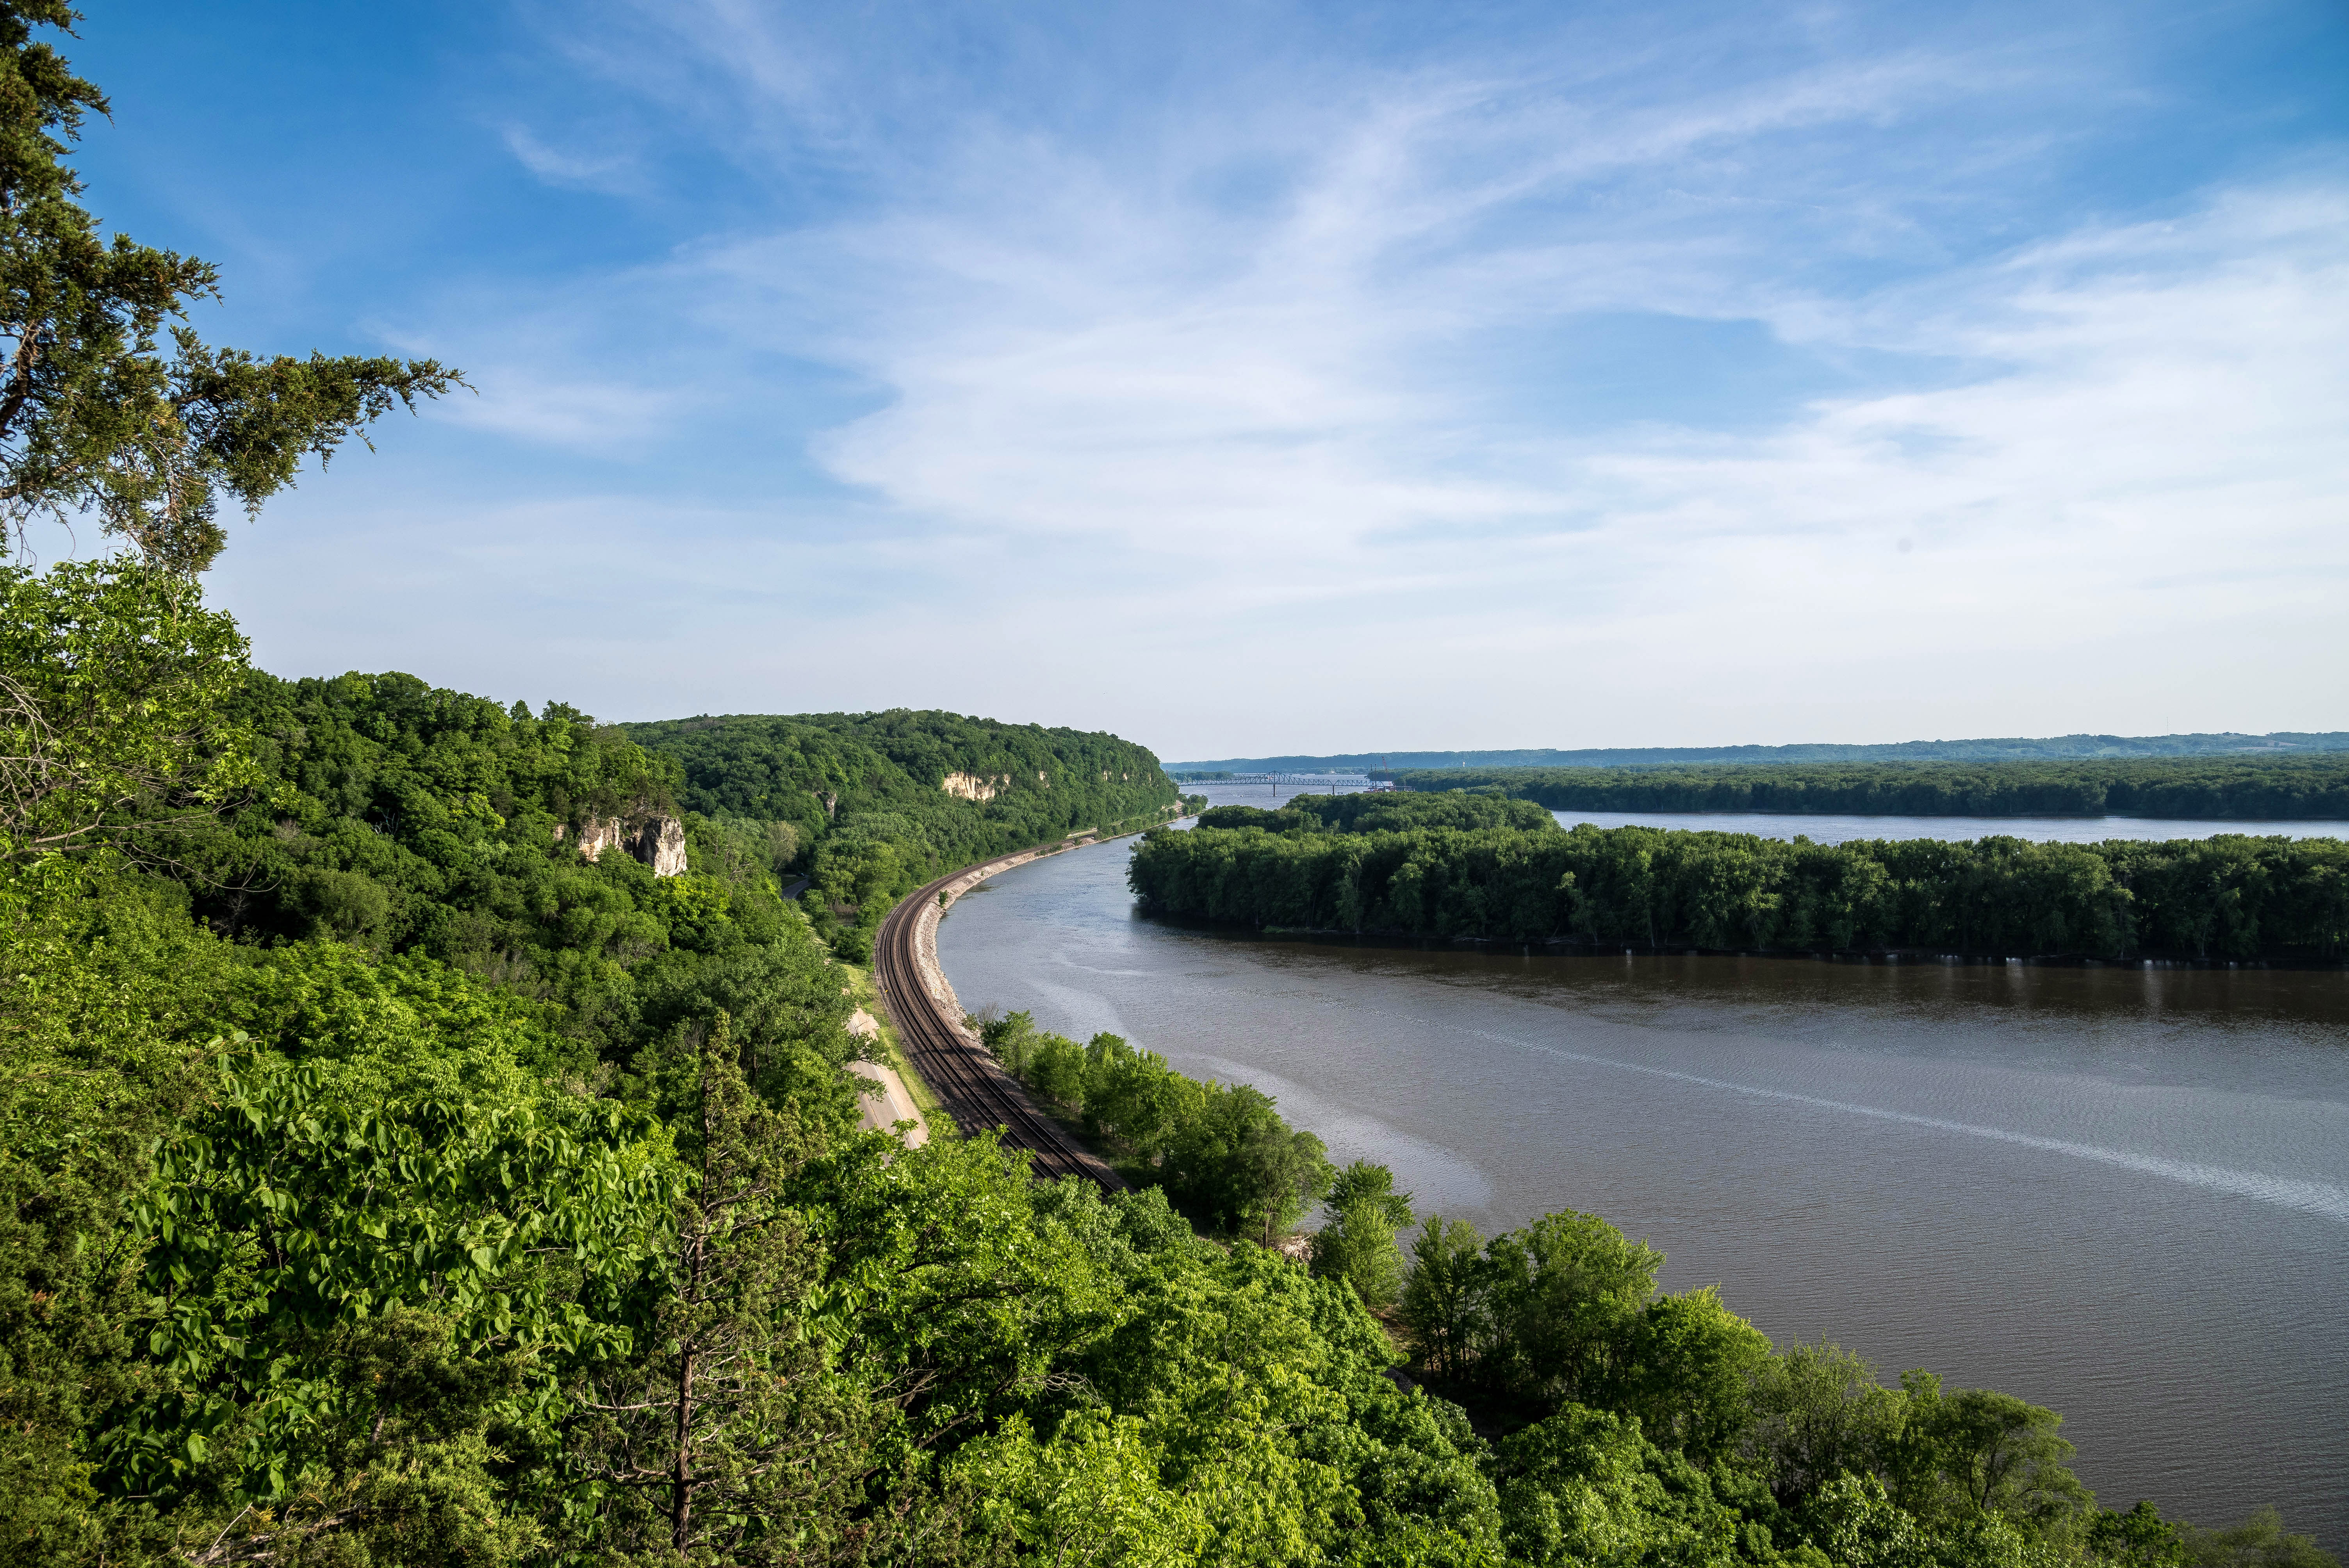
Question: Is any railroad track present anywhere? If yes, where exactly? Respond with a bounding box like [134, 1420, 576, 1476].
[872, 852, 1125, 1191]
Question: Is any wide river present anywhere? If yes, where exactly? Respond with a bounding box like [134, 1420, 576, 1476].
[936, 802, 2349, 1548]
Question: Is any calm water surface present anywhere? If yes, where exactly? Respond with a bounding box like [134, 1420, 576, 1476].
[937, 832, 2349, 1547]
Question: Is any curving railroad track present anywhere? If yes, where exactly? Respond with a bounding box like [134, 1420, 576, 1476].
[872, 851, 1126, 1191]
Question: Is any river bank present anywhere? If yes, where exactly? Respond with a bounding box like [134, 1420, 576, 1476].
[1205, 920, 2349, 969]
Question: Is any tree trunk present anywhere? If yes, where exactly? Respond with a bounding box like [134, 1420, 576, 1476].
[672, 1218, 704, 1556]
[672, 1343, 695, 1554]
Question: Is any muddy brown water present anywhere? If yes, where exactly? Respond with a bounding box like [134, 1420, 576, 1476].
[936, 814, 2349, 1548]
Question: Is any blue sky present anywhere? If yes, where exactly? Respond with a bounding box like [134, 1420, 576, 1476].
[57, 0, 2349, 758]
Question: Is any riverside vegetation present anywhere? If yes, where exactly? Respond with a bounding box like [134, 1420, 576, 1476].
[1128, 795, 2349, 962]
[2, 9, 2340, 1564]
[1385, 758, 2349, 822]
[971, 1013, 2338, 1568]
[620, 712, 1180, 962]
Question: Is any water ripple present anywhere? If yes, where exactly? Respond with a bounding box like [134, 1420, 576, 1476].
[1483, 1031, 2349, 1225]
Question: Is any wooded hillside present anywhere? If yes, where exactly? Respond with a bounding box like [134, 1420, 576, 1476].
[623, 709, 1181, 956]
[1132, 809, 2349, 961]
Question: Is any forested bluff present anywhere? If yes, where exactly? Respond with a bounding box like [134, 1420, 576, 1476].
[1383, 758, 2349, 821]
[1127, 793, 2349, 963]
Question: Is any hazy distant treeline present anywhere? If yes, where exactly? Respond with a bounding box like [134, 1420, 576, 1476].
[1171, 731, 2349, 773]
[1133, 796, 2349, 960]
[1394, 755, 2349, 821]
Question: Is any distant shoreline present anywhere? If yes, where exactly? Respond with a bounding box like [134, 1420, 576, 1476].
[1169, 729, 2349, 773]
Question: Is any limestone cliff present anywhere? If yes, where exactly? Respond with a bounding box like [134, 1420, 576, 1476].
[575, 815, 629, 864]
[941, 770, 1010, 803]
[633, 816, 688, 877]
[574, 812, 688, 877]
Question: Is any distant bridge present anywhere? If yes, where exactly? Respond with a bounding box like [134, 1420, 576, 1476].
[1203, 772, 1385, 789]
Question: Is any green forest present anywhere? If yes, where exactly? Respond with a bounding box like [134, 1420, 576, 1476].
[1131, 796, 2349, 960]
[1387, 757, 2349, 821]
[620, 711, 1178, 959]
[57, 650, 1177, 1047]
[0, 9, 2340, 1566]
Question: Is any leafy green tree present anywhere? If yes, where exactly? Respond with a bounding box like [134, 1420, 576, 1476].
[109, 1033, 677, 1561]
[978, 1009, 1043, 1076]
[1491, 1403, 1738, 1568]
[1481, 1209, 1664, 1409]
[0, 855, 221, 1566]
[1745, 1339, 1909, 1507]
[2088, 1501, 2187, 1568]
[0, 865, 681, 1564]
[805, 1132, 1124, 1469]
[0, 557, 260, 854]
[689, 813, 798, 886]
[1613, 1285, 1770, 1465]
[1073, 1241, 1494, 1567]
[1309, 1160, 1415, 1307]
[1162, 1083, 1332, 1245]
[1025, 1030, 1091, 1110]
[2180, 1507, 2342, 1568]
[164, 1305, 549, 1568]
[1891, 1372, 2091, 1538]
[0, 4, 461, 572]
[955, 1410, 1207, 1566]
[633, 938, 861, 1136]
[1798, 1471, 2047, 1568]
[572, 1016, 871, 1564]
[1079, 1031, 1195, 1157]
[1401, 1216, 1488, 1384]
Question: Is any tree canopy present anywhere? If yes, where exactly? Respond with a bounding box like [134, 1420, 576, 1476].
[1388, 757, 2349, 823]
[1131, 809, 2349, 961]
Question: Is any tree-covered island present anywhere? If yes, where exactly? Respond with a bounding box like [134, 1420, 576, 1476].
[1128, 794, 2349, 962]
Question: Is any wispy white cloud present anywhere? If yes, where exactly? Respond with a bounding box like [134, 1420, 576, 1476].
[433, 363, 688, 453]
[500, 125, 642, 194]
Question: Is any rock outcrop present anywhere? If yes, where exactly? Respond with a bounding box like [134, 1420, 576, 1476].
[941, 771, 1010, 803]
[574, 812, 687, 877]
[576, 815, 629, 864]
[632, 816, 688, 877]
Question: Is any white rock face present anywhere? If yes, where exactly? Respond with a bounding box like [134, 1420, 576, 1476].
[634, 816, 688, 877]
[941, 770, 1001, 802]
[574, 813, 686, 876]
[576, 814, 627, 863]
